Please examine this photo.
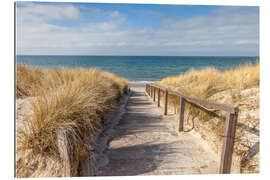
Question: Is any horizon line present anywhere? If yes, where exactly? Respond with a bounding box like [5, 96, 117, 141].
[16, 54, 259, 57]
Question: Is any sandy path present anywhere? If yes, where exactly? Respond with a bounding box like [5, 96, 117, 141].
[98, 83, 219, 176]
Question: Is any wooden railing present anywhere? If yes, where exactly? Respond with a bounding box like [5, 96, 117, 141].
[145, 84, 239, 174]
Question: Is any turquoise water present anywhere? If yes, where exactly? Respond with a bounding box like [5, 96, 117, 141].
[16, 55, 258, 82]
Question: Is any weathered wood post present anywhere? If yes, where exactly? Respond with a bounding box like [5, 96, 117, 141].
[179, 96, 186, 132]
[164, 89, 168, 115]
[57, 130, 71, 177]
[158, 88, 160, 107]
[219, 109, 238, 174]
[150, 86, 153, 97]
[153, 87, 156, 101]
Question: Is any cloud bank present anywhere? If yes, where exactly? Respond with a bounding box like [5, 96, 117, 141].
[16, 3, 259, 56]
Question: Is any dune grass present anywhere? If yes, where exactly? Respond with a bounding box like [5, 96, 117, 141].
[155, 62, 259, 131]
[156, 62, 259, 100]
[16, 64, 128, 177]
[155, 61, 259, 133]
[16, 64, 44, 98]
[155, 62, 260, 173]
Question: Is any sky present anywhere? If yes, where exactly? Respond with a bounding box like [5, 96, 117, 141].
[16, 2, 259, 56]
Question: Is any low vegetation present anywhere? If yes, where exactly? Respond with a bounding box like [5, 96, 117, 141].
[16, 64, 128, 177]
[156, 62, 259, 99]
[155, 62, 260, 173]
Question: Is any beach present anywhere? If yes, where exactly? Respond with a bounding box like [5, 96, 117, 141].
[16, 62, 260, 177]
[128, 82, 147, 92]
[14, 2, 260, 177]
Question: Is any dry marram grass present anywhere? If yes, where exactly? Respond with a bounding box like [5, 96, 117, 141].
[16, 64, 128, 177]
[157, 62, 259, 99]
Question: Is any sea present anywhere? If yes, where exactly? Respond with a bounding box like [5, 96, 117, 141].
[16, 55, 259, 82]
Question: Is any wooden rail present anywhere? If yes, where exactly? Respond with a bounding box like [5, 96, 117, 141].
[145, 83, 239, 174]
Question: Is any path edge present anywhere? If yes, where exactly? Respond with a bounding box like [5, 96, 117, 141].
[81, 90, 131, 176]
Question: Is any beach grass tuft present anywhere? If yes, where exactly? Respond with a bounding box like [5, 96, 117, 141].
[156, 61, 259, 99]
[16, 64, 128, 177]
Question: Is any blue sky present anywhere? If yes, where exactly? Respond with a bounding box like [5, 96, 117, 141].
[16, 2, 259, 56]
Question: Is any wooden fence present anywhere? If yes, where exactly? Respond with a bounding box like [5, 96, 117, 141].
[145, 84, 239, 174]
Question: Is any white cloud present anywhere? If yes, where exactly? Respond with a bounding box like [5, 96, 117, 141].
[109, 11, 121, 18]
[17, 2, 80, 22]
[235, 40, 259, 45]
[16, 4, 259, 56]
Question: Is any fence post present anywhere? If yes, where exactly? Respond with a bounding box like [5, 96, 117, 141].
[153, 87, 156, 101]
[219, 110, 238, 174]
[164, 89, 168, 115]
[158, 88, 160, 107]
[179, 97, 185, 132]
[57, 130, 71, 177]
[150, 86, 153, 97]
